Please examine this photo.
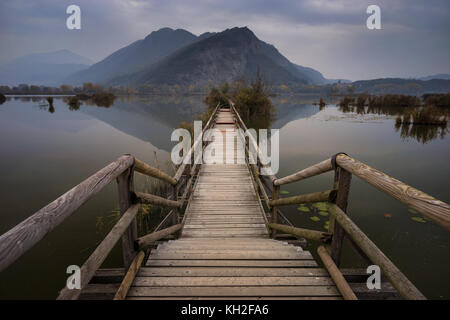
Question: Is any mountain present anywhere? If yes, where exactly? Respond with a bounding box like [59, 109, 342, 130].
[0, 50, 92, 86]
[67, 28, 199, 85]
[418, 74, 450, 81]
[110, 27, 325, 87]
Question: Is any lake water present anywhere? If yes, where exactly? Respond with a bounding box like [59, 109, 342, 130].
[0, 95, 449, 299]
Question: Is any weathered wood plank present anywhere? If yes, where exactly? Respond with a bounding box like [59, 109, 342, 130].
[148, 252, 313, 260]
[132, 276, 335, 286]
[137, 267, 329, 277]
[127, 286, 340, 297]
[145, 259, 319, 267]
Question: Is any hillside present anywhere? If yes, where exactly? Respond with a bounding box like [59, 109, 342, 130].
[111, 27, 322, 87]
[66, 28, 199, 85]
[0, 50, 91, 86]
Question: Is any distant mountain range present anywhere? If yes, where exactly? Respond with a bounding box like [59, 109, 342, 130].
[417, 74, 450, 81]
[0, 50, 92, 86]
[1, 27, 449, 92]
[70, 27, 333, 87]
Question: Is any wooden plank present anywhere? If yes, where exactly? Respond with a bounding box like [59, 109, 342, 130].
[148, 252, 312, 260]
[145, 259, 318, 267]
[132, 276, 335, 287]
[127, 286, 340, 297]
[137, 267, 328, 277]
[183, 224, 267, 229]
[181, 231, 268, 238]
[0, 155, 134, 272]
[127, 296, 342, 300]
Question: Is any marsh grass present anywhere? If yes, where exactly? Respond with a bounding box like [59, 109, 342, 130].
[97, 151, 176, 237]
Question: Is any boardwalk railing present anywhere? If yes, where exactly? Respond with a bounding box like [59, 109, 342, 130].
[0, 104, 221, 300]
[230, 103, 450, 300]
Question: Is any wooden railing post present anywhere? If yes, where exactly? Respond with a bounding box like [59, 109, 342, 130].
[330, 166, 352, 266]
[172, 184, 180, 225]
[271, 185, 280, 238]
[117, 165, 137, 270]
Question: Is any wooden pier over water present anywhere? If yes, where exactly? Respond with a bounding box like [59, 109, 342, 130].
[0, 103, 449, 300]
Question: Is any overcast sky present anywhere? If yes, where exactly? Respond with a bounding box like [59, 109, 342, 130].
[1, 0, 449, 80]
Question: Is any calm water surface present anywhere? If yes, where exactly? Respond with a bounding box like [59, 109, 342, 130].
[0, 95, 448, 299]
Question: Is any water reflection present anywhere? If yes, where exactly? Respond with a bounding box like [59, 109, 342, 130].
[337, 104, 448, 143]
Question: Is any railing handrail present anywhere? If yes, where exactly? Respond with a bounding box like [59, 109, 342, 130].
[0, 155, 134, 272]
[272, 153, 450, 231]
[0, 155, 180, 273]
[229, 101, 278, 182]
[173, 102, 221, 183]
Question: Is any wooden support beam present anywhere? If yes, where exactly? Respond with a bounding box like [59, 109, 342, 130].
[153, 210, 175, 233]
[336, 154, 450, 230]
[270, 185, 280, 238]
[117, 166, 138, 269]
[269, 223, 331, 243]
[317, 246, 357, 300]
[327, 203, 426, 300]
[270, 190, 336, 207]
[274, 159, 333, 186]
[0, 155, 134, 272]
[113, 251, 145, 300]
[330, 167, 352, 266]
[136, 192, 182, 208]
[57, 204, 140, 300]
[135, 224, 182, 250]
[134, 158, 177, 185]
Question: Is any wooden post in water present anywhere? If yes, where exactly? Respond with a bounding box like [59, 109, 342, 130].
[117, 164, 137, 270]
[271, 185, 280, 238]
[330, 167, 352, 266]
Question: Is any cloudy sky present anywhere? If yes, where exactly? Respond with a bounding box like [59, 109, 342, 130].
[1, 0, 449, 80]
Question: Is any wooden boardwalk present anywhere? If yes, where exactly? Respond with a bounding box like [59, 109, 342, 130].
[124, 108, 342, 299]
[2, 104, 446, 300]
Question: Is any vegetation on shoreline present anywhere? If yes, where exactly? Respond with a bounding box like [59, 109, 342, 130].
[204, 75, 275, 129]
[329, 93, 449, 143]
[336, 93, 449, 126]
